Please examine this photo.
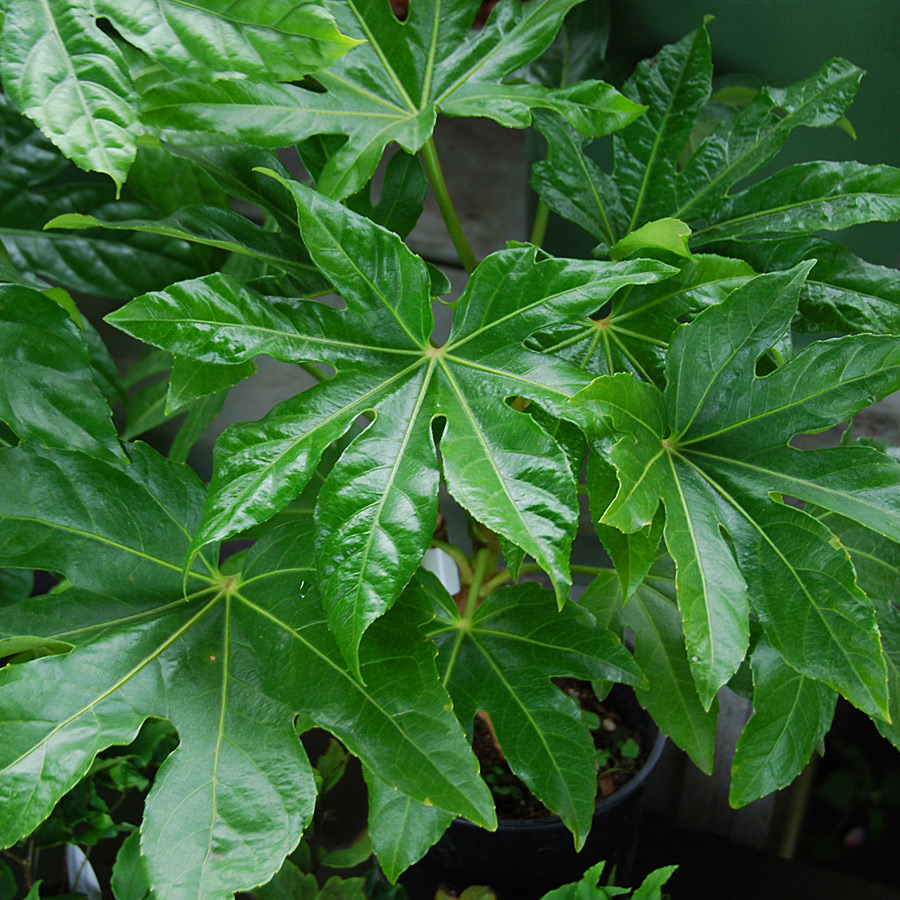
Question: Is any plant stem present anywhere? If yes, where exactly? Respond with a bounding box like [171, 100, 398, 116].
[480, 561, 612, 597]
[529, 198, 550, 247]
[430, 538, 474, 583]
[421, 137, 479, 275]
[463, 548, 492, 621]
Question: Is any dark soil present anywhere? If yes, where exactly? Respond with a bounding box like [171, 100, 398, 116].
[472, 679, 649, 821]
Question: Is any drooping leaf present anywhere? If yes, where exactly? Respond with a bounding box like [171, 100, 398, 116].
[730, 638, 837, 808]
[106, 178, 675, 669]
[364, 767, 454, 883]
[573, 264, 900, 718]
[0, 284, 124, 462]
[111, 832, 154, 900]
[423, 571, 643, 847]
[0, 0, 140, 188]
[140, 0, 645, 199]
[0, 447, 493, 900]
[580, 563, 718, 774]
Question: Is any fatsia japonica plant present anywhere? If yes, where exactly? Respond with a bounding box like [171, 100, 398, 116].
[2, 1, 900, 898]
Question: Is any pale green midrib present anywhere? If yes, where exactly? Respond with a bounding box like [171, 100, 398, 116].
[607, 329, 654, 383]
[438, 359, 547, 569]
[199, 593, 231, 893]
[0, 593, 222, 778]
[468, 630, 582, 837]
[665, 452, 718, 684]
[52, 218, 318, 274]
[735, 674, 809, 798]
[1, 514, 215, 584]
[444, 354, 588, 402]
[628, 586, 712, 760]
[673, 73, 857, 221]
[419, 0, 442, 106]
[110, 314, 419, 358]
[626, 47, 696, 234]
[36, 0, 124, 172]
[671, 291, 787, 442]
[434, 2, 548, 105]
[686, 448, 898, 534]
[338, 361, 437, 652]
[678, 358, 900, 447]
[197, 362, 424, 538]
[347, 0, 417, 111]
[676, 451, 883, 709]
[446, 280, 599, 355]
[693, 185, 898, 239]
[233, 590, 485, 821]
[29, 589, 220, 644]
[318, 70, 409, 114]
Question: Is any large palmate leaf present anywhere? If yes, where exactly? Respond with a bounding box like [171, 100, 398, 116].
[0, 0, 355, 185]
[420, 571, 642, 848]
[531, 23, 900, 316]
[572, 264, 900, 716]
[0, 284, 123, 462]
[140, 0, 644, 199]
[0, 94, 209, 299]
[0, 444, 493, 900]
[580, 563, 718, 775]
[107, 177, 674, 670]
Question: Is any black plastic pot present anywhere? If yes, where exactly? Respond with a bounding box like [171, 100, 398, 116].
[399, 687, 666, 900]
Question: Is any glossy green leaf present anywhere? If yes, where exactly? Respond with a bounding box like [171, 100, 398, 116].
[730, 638, 836, 807]
[573, 265, 898, 718]
[532, 25, 889, 273]
[96, 0, 358, 83]
[609, 218, 692, 261]
[425, 572, 643, 847]
[529, 254, 753, 387]
[815, 506, 900, 751]
[0, 448, 493, 899]
[46, 206, 325, 289]
[0, 94, 209, 298]
[167, 356, 257, 414]
[111, 832, 153, 900]
[140, 0, 643, 198]
[580, 563, 718, 774]
[692, 161, 900, 245]
[107, 180, 673, 667]
[0, 285, 123, 462]
[365, 767, 454, 883]
[708, 235, 900, 336]
[126, 141, 229, 216]
[0, 0, 140, 188]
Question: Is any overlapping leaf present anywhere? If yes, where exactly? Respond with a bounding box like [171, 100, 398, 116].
[572, 263, 900, 716]
[0, 443, 493, 900]
[729, 637, 837, 807]
[0, 284, 123, 462]
[421, 571, 643, 847]
[531, 23, 900, 321]
[528, 253, 754, 387]
[0, 94, 209, 299]
[0, 1, 355, 185]
[579, 562, 718, 775]
[140, 0, 644, 199]
[106, 177, 674, 670]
